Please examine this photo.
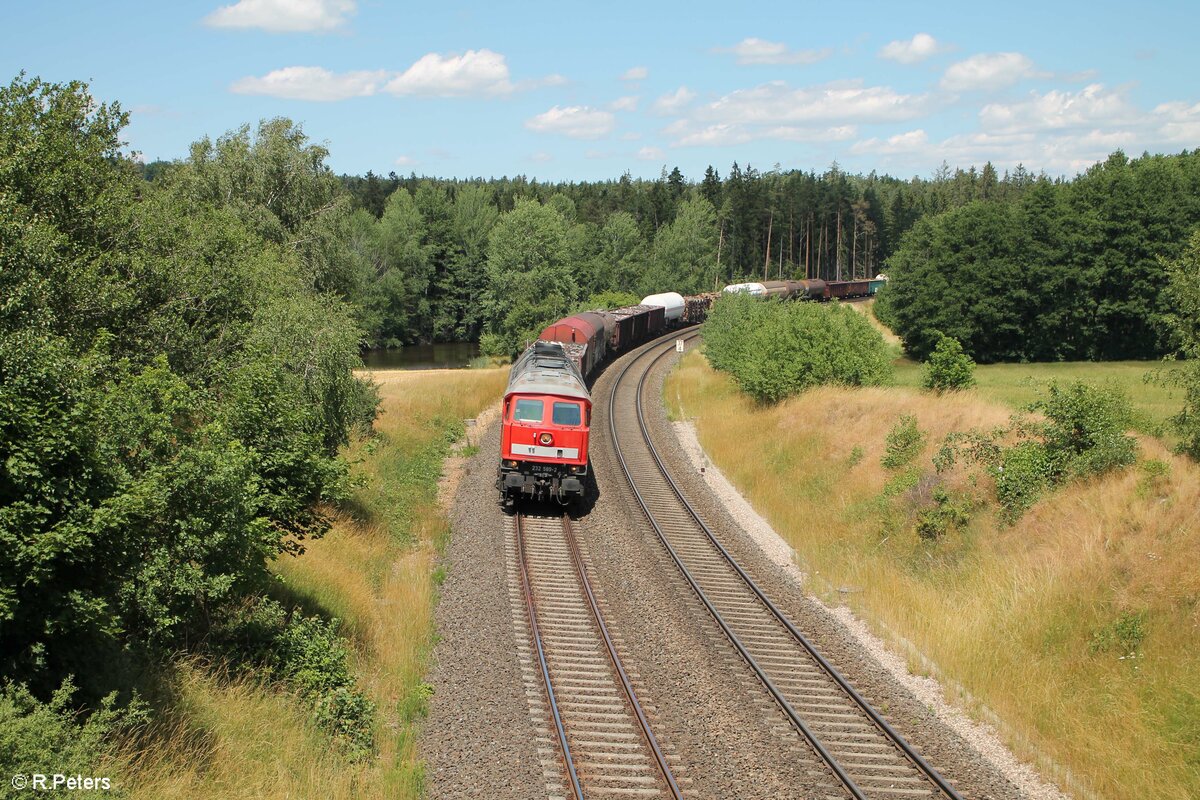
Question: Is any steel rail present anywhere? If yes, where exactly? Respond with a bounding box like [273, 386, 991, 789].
[515, 512, 585, 800]
[561, 515, 685, 800]
[607, 333, 865, 799]
[631, 338, 963, 800]
[610, 331, 964, 800]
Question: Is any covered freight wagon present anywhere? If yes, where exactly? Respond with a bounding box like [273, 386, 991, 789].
[539, 312, 607, 378]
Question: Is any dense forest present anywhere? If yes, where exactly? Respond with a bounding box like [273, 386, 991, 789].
[876, 150, 1200, 362]
[310, 160, 1056, 352]
[210, 147, 1198, 364]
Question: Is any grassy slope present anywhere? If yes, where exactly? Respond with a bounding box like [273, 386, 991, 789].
[122, 367, 509, 800]
[666, 350, 1200, 800]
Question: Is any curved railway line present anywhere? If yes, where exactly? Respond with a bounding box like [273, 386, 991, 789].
[607, 331, 966, 800]
[513, 511, 686, 800]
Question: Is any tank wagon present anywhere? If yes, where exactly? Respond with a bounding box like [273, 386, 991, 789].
[719, 276, 882, 303]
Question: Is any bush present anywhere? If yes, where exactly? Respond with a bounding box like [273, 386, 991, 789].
[1163, 229, 1200, 460]
[210, 599, 375, 759]
[937, 380, 1137, 522]
[922, 334, 976, 393]
[0, 678, 147, 797]
[1033, 381, 1137, 480]
[882, 415, 926, 469]
[992, 440, 1053, 523]
[915, 487, 972, 540]
[704, 293, 892, 403]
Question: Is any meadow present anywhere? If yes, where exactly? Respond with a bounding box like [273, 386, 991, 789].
[119, 367, 509, 800]
[666, 349, 1200, 800]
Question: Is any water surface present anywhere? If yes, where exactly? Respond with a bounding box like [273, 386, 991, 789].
[362, 342, 481, 370]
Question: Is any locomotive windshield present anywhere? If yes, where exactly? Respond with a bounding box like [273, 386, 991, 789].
[513, 398, 544, 422]
[552, 402, 582, 426]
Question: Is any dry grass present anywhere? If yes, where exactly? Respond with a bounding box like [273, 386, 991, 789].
[118, 367, 510, 799]
[666, 350, 1200, 800]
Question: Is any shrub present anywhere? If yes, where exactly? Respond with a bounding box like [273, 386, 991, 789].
[210, 599, 376, 759]
[704, 293, 892, 403]
[1163, 230, 1200, 460]
[0, 678, 147, 797]
[882, 415, 926, 470]
[915, 487, 972, 541]
[922, 334, 976, 393]
[1033, 381, 1137, 480]
[992, 440, 1053, 523]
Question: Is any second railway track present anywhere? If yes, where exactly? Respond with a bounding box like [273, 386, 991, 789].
[514, 512, 686, 800]
[607, 331, 964, 800]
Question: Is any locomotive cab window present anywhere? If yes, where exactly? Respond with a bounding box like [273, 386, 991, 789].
[513, 398, 544, 422]
[552, 402, 582, 426]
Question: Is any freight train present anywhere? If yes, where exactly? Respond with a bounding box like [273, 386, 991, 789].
[496, 278, 885, 505]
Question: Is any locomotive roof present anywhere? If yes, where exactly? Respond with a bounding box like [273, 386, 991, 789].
[505, 342, 591, 402]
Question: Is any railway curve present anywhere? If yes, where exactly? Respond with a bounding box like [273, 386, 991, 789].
[607, 332, 965, 800]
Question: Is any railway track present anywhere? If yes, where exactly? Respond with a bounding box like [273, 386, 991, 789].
[512, 511, 686, 800]
[607, 332, 965, 800]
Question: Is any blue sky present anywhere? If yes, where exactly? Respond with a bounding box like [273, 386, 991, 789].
[3, 0, 1198, 181]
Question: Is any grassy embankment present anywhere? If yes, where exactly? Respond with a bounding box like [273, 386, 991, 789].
[120, 367, 509, 800]
[666, 348, 1199, 800]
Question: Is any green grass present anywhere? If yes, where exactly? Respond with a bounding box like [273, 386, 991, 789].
[893, 357, 1185, 436]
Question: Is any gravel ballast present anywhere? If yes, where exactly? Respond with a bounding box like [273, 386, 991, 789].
[422, 418, 547, 800]
[423, 335, 1072, 800]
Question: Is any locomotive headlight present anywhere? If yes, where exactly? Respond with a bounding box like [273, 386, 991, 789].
[538, 432, 553, 446]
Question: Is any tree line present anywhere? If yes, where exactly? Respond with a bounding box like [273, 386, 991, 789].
[876, 150, 1200, 362]
[270, 156, 1050, 351]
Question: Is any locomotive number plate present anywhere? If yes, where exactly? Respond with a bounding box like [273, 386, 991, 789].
[530, 463, 557, 475]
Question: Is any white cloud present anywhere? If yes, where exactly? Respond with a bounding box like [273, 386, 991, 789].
[697, 79, 930, 125]
[671, 124, 750, 147]
[979, 84, 1138, 133]
[385, 49, 513, 96]
[636, 146, 665, 161]
[668, 121, 856, 148]
[940, 52, 1043, 91]
[230, 66, 385, 100]
[717, 38, 831, 66]
[620, 132, 642, 141]
[610, 95, 639, 112]
[621, 66, 648, 81]
[850, 129, 930, 155]
[525, 105, 616, 139]
[878, 33, 945, 64]
[654, 79, 920, 147]
[652, 86, 696, 115]
[205, 0, 354, 32]
[1155, 100, 1200, 143]
[394, 155, 416, 166]
[849, 127, 1145, 175]
[530, 151, 553, 163]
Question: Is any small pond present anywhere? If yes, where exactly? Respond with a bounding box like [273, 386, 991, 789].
[361, 342, 481, 370]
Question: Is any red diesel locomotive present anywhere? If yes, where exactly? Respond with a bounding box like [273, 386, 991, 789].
[497, 341, 592, 505]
